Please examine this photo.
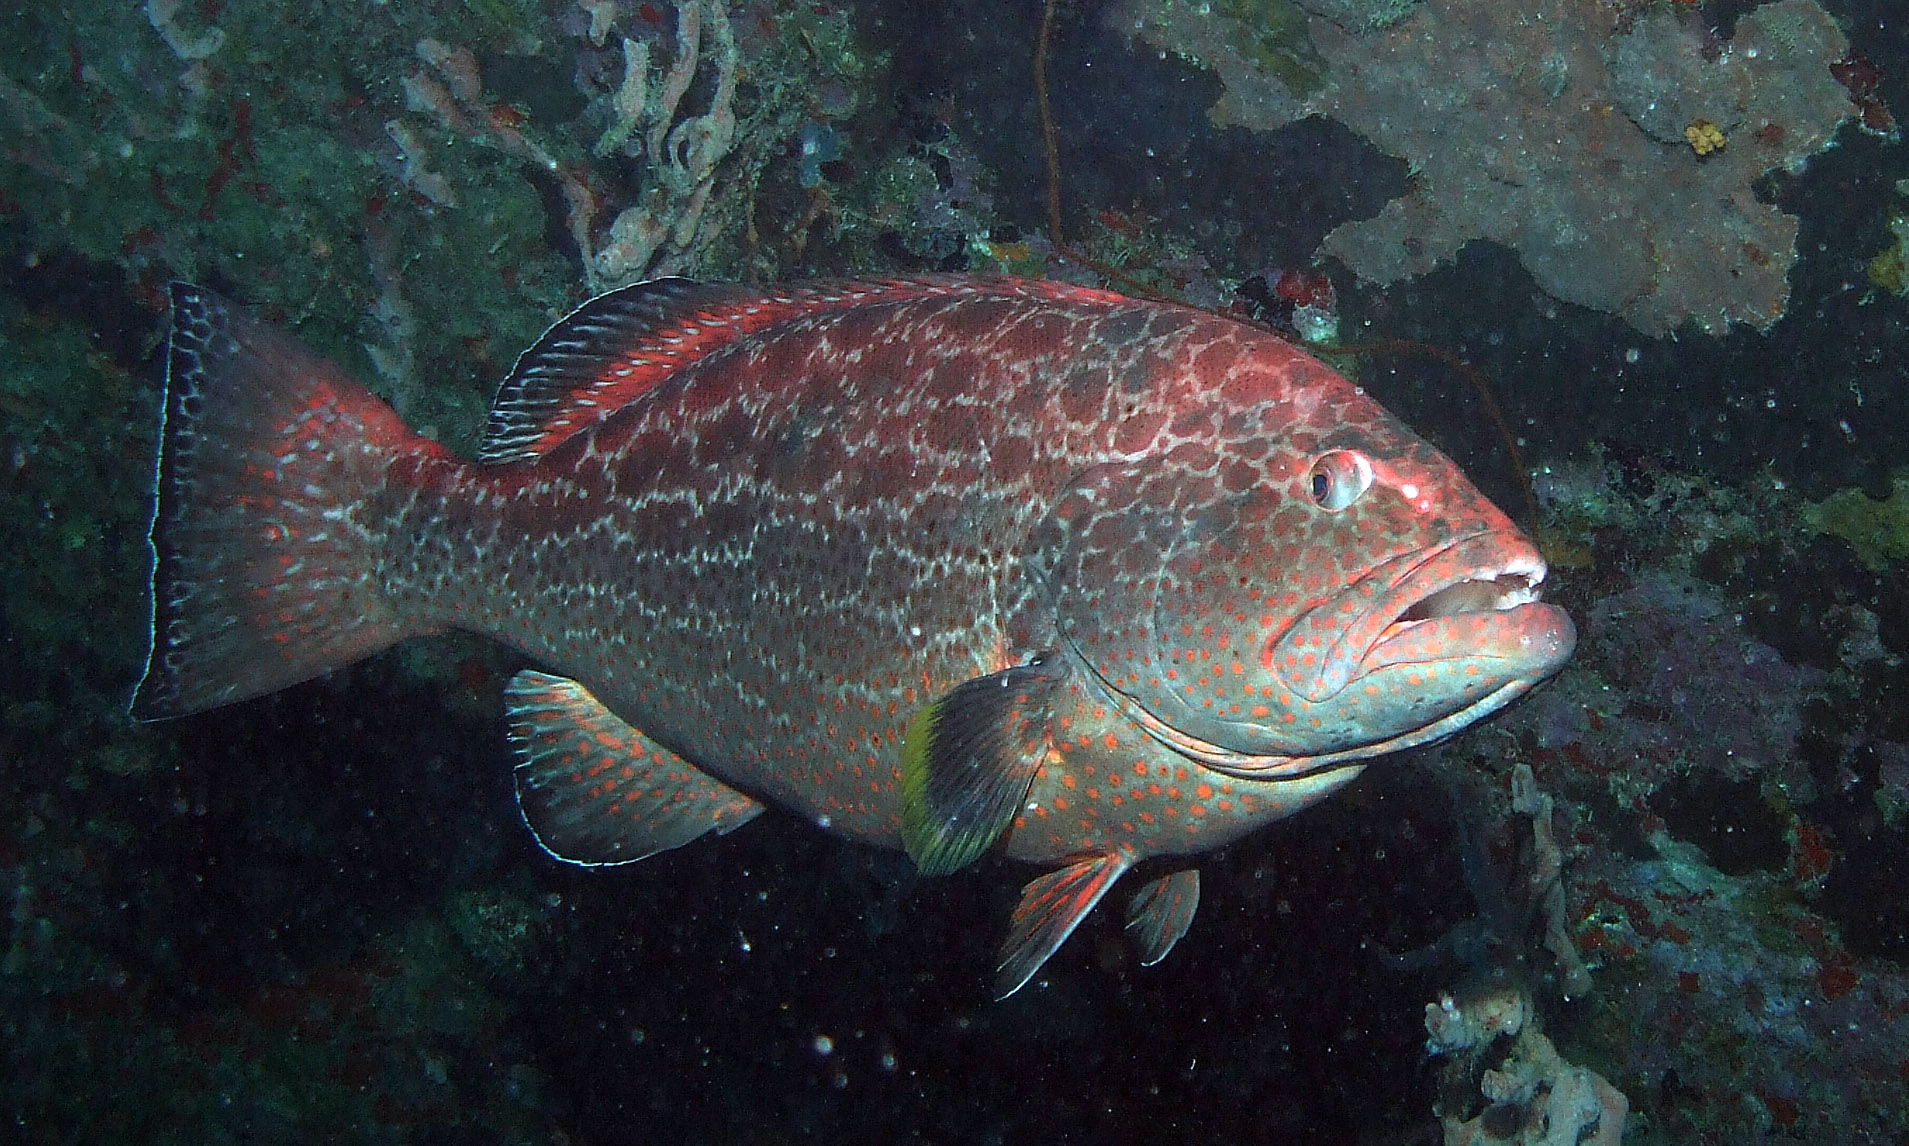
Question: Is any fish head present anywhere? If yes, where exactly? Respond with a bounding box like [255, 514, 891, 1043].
[1031, 351, 1575, 781]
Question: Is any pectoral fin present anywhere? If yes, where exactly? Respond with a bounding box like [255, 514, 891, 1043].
[900, 658, 1063, 877]
[506, 670, 762, 866]
[995, 851, 1130, 998]
[1124, 868, 1200, 966]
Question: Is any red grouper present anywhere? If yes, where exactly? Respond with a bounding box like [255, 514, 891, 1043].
[135, 276, 1575, 997]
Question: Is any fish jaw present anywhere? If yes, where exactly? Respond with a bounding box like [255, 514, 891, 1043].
[1230, 529, 1574, 771]
[1269, 531, 1553, 701]
[1232, 563, 1575, 775]
[1319, 597, 1577, 754]
[1072, 528, 1575, 779]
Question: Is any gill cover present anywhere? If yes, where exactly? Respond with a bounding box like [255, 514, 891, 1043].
[1026, 457, 1317, 764]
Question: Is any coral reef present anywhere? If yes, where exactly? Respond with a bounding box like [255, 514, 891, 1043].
[1414, 449, 1909, 1142]
[0, 0, 884, 446]
[1427, 984, 1626, 1146]
[1383, 762, 1591, 1003]
[584, 0, 741, 287]
[1296, 0, 1423, 33]
[1111, 0, 1860, 334]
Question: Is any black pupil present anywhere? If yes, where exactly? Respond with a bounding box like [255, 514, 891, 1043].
[1311, 469, 1331, 503]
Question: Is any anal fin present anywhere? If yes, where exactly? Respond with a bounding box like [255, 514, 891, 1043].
[995, 851, 1129, 999]
[1124, 869, 1200, 966]
[506, 670, 762, 866]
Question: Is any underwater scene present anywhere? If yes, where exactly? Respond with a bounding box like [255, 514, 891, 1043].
[4, 0, 1909, 1142]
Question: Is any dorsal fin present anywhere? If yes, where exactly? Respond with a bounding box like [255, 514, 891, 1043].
[476, 275, 1134, 465]
[479, 277, 752, 465]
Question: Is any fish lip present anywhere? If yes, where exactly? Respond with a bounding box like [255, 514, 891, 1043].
[1072, 532, 1573, 780]
[1362, 537, 1552, 660]
[1203, 532, 1573, 777]
[1327, 530, 1559, 687]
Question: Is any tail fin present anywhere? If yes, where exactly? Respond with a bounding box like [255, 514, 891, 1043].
[133, 285, 447, 720]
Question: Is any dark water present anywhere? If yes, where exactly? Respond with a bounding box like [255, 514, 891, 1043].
[3, 1, 1907, 1142]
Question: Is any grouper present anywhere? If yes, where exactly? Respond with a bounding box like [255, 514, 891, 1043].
[134, 276, 1575, 996]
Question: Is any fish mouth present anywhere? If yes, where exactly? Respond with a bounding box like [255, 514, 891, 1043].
[1089, 531, 1574, 783]
[1362, 554, 1554, 669]
[1145, 531, 1575, 780]
[1291, 531, 1571, 703]
[1388, 562, 1544, 630]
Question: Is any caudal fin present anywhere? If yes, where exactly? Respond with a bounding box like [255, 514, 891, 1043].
[133, 285, 446, 720]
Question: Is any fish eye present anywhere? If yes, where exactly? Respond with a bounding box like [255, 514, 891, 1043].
[1306, 450, 1373, 512]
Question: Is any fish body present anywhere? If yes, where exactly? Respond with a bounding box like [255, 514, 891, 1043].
[137, 276, 1574, 995]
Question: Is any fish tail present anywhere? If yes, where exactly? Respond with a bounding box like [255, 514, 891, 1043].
[132, 284, 447, 720]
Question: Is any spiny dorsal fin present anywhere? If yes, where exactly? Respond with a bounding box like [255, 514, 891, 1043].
[477, 275, 1135, 465]
[479, 278, 754, 465]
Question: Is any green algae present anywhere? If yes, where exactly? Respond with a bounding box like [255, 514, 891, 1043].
[1214, 0, 1326, 99]
[1867, 211, 1909, 295]
[1803, 472, 1909, 571]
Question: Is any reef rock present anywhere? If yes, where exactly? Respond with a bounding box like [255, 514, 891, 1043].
[1112, 0, 1856, 334]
